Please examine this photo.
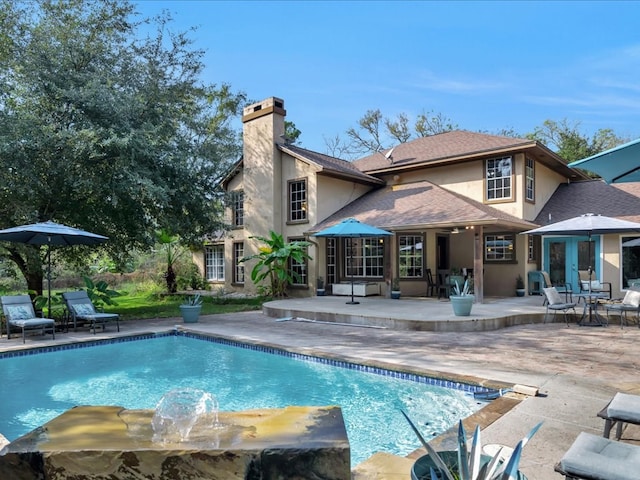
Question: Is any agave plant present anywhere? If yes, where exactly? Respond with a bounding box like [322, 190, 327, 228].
[401, 410, 542, 480]
[452, 279, 472, 296]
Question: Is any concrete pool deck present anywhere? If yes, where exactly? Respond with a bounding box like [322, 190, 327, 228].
[1, 294, 640, 479]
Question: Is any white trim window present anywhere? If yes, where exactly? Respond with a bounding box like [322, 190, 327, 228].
[345, 237, 385, 278]
[233, 242, 245, 284]
[205, 245, 224, 281]
[288, 237, 308, 286]
[398, 235, 424, 278]
[232, 190, 244, 227]
[288, 179, 307, 222]
[525, 157, 535, 202]
[486, 156, 513, 200]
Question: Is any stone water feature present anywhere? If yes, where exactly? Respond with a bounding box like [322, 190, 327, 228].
[0, 389, 350, 479]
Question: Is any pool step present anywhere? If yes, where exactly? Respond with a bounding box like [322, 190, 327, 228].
[352, 451, 413, 479]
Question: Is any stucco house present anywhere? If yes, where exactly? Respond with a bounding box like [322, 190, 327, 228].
[194, 96, 640, 302]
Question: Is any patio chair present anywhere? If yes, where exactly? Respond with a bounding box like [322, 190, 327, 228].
[597, 392, 640, 440]
[0, 295, 55, 343]
[555, 431, 640, 480]
[542, 287, 577, 326]
[604, 287, 640, 328]
[62, 290, 120, 334]
[578, 269, 612, 300]
[540, 271, 573, 304]
[436, 269, 452, 299]
[426, 268, 437, 297]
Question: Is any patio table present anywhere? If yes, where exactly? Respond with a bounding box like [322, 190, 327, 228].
[577, 292, 609, 326]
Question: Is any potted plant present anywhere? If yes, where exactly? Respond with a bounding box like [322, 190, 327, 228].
[316, 277, 326, 296]
[391, 278, 401, 299]
[450, 279, 474, 316]
[516, 275, 526, 297]
[449, 268, 465, 288]
[402, 410, 541, 480]
[179, 294, 202, 323]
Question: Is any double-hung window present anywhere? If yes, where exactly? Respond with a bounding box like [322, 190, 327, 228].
[486, 156, 513, 201]
[398, 235, 424, 278]
[288, 237, 308, 286]
[288, 179, 307, 222]
[525, 157, 535, 202]
[204, 245, 224, 281]
[232, 190, 244, 227]
[233, 242, 245, 284]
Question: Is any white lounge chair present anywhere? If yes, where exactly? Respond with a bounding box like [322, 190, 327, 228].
[62, 290, 119, 334]
[1, 295, 55, 343]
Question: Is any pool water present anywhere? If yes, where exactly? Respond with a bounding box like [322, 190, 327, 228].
[0, 334, 484, 465]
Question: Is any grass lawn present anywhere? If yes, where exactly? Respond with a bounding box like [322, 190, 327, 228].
[37, 285, 265, 322]
[109, 293, 264, 320]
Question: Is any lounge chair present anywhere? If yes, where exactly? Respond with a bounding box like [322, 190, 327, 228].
[578, 269, 612, 300]
[62, 290, 119, 334]
[1, 295, 55, 343]
[604, 287, 640, 328]
[597, 392, 640, 440]
[555, 431, 640, 480]
[543, 287, 577, 326]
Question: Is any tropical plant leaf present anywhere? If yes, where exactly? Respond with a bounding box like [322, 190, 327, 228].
[468, 425, 482, 480]
[400, 410, 456, 480]
[457, 421, 470, 480]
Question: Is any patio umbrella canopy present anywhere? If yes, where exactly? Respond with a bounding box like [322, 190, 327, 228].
[569, 137, 640, 183]
[523, 214, 640, 237]
[0, 221, 108, 314]
[313, 218, 392, 305]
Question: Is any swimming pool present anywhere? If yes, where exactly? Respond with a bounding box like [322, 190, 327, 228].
[0, 332, 487, 465]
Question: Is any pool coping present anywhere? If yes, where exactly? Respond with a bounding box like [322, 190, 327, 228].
[0, 325, 525, 473]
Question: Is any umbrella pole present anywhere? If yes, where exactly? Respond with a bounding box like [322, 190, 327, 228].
[47, 239, 52, 318]
[346, 238, 359, 305]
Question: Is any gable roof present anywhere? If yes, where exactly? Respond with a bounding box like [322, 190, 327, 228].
[535, 180, 640, 225]
[309, 180, 537, 233]
[279, 144, 383, 185]
[353, 130, 587, 180]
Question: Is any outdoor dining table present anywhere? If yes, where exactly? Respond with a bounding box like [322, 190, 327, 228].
[577, 292, 609, 326]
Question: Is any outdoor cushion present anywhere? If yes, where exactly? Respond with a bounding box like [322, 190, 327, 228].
[544, 287, 564, 305]
[559, 431, 640, 480]
[581, 280, 604, 291]
[72, 303, 95, 316]
[607, 393, 640, 423]
[10, 318, 54, 328]
[5, 305, 33, 320]
[622, 290, 640, 308]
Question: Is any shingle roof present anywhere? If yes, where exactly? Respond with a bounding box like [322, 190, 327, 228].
[309, 180, 537, 233]
[353, 130, 539, 172]
[279, 144, 383, 185]
[535, 180, 640, 225]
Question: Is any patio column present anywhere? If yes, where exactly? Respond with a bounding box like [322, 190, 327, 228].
[474, 227, 484, 303]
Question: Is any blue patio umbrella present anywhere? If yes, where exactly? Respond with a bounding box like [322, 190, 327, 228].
[313, 218, 392, 305]
[0, 221, 108, 314]
[569, 137, 640, 183]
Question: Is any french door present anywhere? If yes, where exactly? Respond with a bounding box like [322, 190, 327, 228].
[543, 236, 601, 291]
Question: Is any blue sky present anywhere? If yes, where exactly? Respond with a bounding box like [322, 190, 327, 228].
[134, 1, 640, 154]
